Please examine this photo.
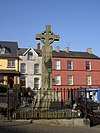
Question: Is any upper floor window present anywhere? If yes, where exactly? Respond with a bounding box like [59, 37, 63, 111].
[21, 63, 26, 74]
[7, 60, 15, 67]
[67, 60, 73, 70]
[86, 61, 91, 70]
[68, 75, 73, 85]
[27, 52, 33, 60]
[86, 76, 92, 85]
[55, 75, 61, 85]
[0, 47, 5, 54]
[34, 64, 39, 74]
[34, 78, 39, 89]
[54, 60, 60, 70]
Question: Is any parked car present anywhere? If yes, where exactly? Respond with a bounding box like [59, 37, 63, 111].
[73, 97, 99, 117]
[65, 97, 99, 117]
[74, 97, 99, 109]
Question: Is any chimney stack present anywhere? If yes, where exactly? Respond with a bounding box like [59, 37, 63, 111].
[55, 46, 60, 52]
[65, 47, 69, 53]
[86, 48, 92, 54]
[37, 42, 40, 49]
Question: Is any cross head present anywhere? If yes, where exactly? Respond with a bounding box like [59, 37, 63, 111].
[35, 25, 60, 45]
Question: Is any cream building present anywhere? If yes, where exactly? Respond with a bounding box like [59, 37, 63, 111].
[18, 46, 42, 89]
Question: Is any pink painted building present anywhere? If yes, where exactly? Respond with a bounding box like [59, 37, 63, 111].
[52, 47, 100, 90]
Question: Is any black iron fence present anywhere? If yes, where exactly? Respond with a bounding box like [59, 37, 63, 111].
[0, 87, 99, 119]
[13, 87, 99, 119]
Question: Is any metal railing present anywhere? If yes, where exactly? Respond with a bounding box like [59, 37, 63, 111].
[13, 88, 88, 119]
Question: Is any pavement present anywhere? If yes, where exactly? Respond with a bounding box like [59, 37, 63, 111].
[0, 120, 100, 133]
[0, 117, 98, 127]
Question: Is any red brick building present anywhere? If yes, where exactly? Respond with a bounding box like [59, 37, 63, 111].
[52, 47, 100, 90]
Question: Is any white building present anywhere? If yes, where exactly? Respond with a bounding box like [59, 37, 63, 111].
[18, 46, 42, 89]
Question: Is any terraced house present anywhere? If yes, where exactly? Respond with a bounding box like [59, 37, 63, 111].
[0, 41, 20, 89]
[52, 47, 100, 89]
[18, 44, 100, 92]
[18, 44, 42, 90]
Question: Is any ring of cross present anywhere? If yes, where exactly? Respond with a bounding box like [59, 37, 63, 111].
[40, 31, 55, 45]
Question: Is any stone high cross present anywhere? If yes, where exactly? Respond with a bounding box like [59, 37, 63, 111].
[36, 25, 60, 46]
[35, 25, 60, 88]
[33, 25, 60, 109]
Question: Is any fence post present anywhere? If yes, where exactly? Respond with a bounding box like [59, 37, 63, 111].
[7, 84, 10, 120]
[84, 88, 87, 118]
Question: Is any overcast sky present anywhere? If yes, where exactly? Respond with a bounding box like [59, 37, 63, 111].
[0, 0, 100, 56]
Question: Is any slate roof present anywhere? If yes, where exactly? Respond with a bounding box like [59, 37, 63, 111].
[52, 50, 100, 59]
[0, 41, 18, 58]
[18, 48, 99, 59]
[18, 48, 28, 55]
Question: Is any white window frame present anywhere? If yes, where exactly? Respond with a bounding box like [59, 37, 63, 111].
[86, 76, 92, 85]
[27, 52, 33, 60]
[86, 61, 91, 70]
[55, 91, 61, 101]
[8, 60, 15, 67]
[0, 47, 5, 54]
[68, 75, 73, 85]
[34, 78, 39, 88]
[67, 60, 73, 70]
[34, 64, 39, 74]
[21, 63, 26, 74]
[54, 60, 60, 70]
[55, 75, 61, 85]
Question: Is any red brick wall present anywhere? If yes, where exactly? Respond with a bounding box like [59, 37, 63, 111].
[52, 57, 100, 89]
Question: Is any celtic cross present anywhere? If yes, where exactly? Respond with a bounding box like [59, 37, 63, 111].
[35, 25, 60, 45]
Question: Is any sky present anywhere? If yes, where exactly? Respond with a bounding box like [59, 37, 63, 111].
[0, 0, 100, 56]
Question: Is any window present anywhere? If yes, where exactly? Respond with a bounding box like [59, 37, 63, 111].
[34, 64, 39, 74]
[0, 76, 4, 84]
[20, 76, 26, 88]
[27, 52, 33, 60]
[55, 75, 61, 85]
[34, 78, 39, 88]
[56, 91, 61, 101]
[0, 47, 5, 54]
[86, 61, 91, 70]
[54, 60, 60, 70]
[67, 60, 73, 70]
[8, 60, 15, 67]
[86, 76, 92, 85]
[21, 63, 26, 74]
[68, 75, 73, 85]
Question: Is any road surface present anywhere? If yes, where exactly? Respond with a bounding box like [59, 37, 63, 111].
[0, 121, 100, 133]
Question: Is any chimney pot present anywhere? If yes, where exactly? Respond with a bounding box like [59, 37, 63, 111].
[37, 42, 40, 49]
[55, 46, 60, 52]
[86, 48, 92, 54]
[65, 47, 69, 53]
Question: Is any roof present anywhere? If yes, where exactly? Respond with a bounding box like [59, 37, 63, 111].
[18, 48, 28, 55]
[0, 41, 18, 58]
[0, 70, 20, 74]
[18, 48, 42, 56]
[18, 48, 99, 59]
[52, 50, 100, 59]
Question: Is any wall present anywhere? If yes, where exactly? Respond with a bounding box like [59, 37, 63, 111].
[0, 58, 18, 71]
[19, 48, 42, 89]
[52, 57, 100, 89]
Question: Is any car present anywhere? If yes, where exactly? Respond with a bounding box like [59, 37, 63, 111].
[73, 97, 99, 117]
[74, 97, 99, 109]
